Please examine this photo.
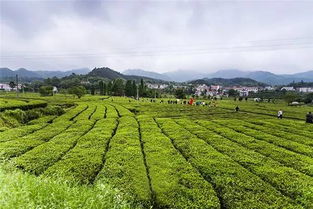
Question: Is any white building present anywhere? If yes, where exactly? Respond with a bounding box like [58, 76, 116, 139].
[281, 87, 295, 91]
[227, 86, 260, 97]
[147, 83, 168, 89]
[0, 83, 22, 91]
[195, 84, 222, 96]
[297, 87, 313, 93]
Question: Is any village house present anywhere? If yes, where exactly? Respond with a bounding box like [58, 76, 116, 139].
[225, 86, 260, 97]
[0, 83, 22, 91]
[195, 84, 223, 96]
[281, 86, 295, 91]
[147, 83, 168, 89]
[297, 87, 313, 93]
[264, 86, 274, 91]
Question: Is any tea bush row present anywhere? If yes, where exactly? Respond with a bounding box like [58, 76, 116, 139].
[44, 118, 117, 184]
[156, 118, 298, 209]
[201, 120, 313, 177]
[176, 119, 313, 208]
[138, 116, 220, 209]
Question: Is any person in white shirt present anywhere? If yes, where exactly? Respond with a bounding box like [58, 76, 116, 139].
[277, 110, 283, 119]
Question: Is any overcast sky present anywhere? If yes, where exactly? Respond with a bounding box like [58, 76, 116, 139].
[1, 0, 313, 74]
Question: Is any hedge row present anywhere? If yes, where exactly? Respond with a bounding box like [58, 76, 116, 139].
[0, 100, 47, 112]
[201, 120, 313, 177]
[244, 120, 313, 144]
[219, 100, 309, 120]
[90, 105, 105, 121]
[0, 121, 73, 159]
[53, 104, 88, 122]
[96, 116, 151, 206]
[74, 105, 96, 121]
[270, 119, 313, 132]
[105, 105, 119, 118]
[0, 123, 48, 143]
[113, 104, 133, 117]
[14, 120, 95, 175]
[176, 119, 313, 208]
[231, 120, 313, 157]
[138, 116, 220, 209]
[0, 104, 92, 159]
[27, 115, 56, 125]
[156, 118, 298, 209]
[44, 118, 118, 184]
[218, 119, 313, 157]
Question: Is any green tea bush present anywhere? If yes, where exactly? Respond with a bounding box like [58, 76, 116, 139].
[0, 121, 73, 159]
[41, 105, 65, 116]
[138, 116, 220, 209]
[3, 109, 27, 123]
[156, 118, 298, 209]
[44, 118, 117, 184]
[0, 163, 135, 209]
[177, 119, 313, 208]
[96, 116, 151, 206]
[14, 120, 94, 175]
[200, 120, 313, 177]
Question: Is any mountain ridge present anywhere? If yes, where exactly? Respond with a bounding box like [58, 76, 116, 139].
[123, 69, 313, 85]
[0, 67, 91, 80]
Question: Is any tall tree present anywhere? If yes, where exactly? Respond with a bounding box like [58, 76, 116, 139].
[103, 82, 107, 95]
[125, 80, 133, 97]
[68, 86, 86, 99]
[175, 88, 186, 99]
[132, 81, 137, 97]
[228, 89, 239, 97]
[111, 79, 124, 96]
[90, 85, 95, 95]
[9, 81, 16, 91]
[99, 81, 105, 95]
[283, 92, 299, 104]
[107, 81, 112, 95]
[139, 78, 146, 97]
[39, 86, 53, 96]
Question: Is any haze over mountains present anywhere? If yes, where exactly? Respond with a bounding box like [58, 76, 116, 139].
[1, 67, 312, 85]
[0, 68, 91, 79]
[124, 69, 313, 85]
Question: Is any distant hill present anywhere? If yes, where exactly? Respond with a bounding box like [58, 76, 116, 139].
[123, 69, 207, 82]
[189, 77, 266, 87]
[209, 70, 313, 85]
[35, 68, 90, 78]
[88, 67, 125, 80]
[88, 67, 167, 83]
[131, 69, 313, 85]
[124, 69, 171, 81]
[0, 67, 90, 81]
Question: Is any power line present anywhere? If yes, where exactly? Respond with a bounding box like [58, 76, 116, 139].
[1, 37, 313, 59]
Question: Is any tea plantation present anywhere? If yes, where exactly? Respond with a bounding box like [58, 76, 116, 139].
[0, 95, 312, 209]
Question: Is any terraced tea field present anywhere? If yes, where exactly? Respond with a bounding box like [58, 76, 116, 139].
[0, 96, 312, 209]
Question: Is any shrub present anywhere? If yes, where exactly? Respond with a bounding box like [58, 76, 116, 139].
[4, 109, 27, 123]
[39, 86, 53, 96]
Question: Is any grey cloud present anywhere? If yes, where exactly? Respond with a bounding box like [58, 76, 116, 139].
[0, 0, 313, 73]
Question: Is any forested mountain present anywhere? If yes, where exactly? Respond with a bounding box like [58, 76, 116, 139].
[189, 77, 266, 87]
[126, 69, 313, 85]
[0, 67, 90, 81]
[88, 67, 166, 83]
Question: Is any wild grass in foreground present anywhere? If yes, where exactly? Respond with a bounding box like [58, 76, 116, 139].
[0, 163, 140, 209]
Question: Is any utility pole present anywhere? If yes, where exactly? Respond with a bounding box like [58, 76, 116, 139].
[16, 74, 19, 97]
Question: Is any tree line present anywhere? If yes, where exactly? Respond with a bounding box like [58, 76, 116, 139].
[36, 78, 162, 99]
